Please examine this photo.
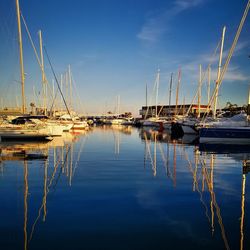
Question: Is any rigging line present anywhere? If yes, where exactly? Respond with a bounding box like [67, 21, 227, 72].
[202, 161, 230, 250]
[71, 73, 85, 114]
[52, 145, 71, 190]
[144, 72, 159, 119]
[33, 87, 42, 108]
[49, 87, 59, 115]
[29, 153, 62, 242]
[20, 13, 54, 106]
[72, 137, 87, 177]
[29, 145, 71, 243]
[202, 0, 250, 121]
[43, 46, 73, 120]
[182, 148, 212, 225]
[185, 39, 221, 116]
[144, 132, 154, 171]
[158, 142, 173, 180]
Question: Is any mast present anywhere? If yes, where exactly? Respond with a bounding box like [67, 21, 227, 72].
[182, 96, 185, 115]
[197, 64, 202, 118]
[155, 69, 160, 118]
[168, 73, 173, 116]
[38, 30, 46, 115]
[175, 69, 181, 116]
[60, 74, 63, 111]
[208, 64, 211, 105]
[52, 79, 55, 116]
[68, 65, 72, 111]
[65, 72, 68, 112]
[146, 83, 148, 107]
[213, 26, 226, 119]
[16, 0, 26, 114]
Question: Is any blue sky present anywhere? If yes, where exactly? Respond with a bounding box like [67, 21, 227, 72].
[0, 0, 250, 115]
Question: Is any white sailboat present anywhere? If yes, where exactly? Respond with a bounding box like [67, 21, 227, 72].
[0, 0, 53, 141]
[143, 69, 166, 127]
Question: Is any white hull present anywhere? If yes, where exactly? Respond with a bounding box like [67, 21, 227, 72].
[46, 123, 64, 136]
[111, 119, 126, 125]
[71, 121, 89, 130]
[61, 123, 73, 131]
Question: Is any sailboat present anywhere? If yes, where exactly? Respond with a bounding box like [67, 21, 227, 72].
[142, 69, 166, 128]
[199, 114, 250, 144]
[199, 88, 250, 144]
[173, 26, 226, 135]
[0, 0, 54, 141]
[198, 0, 250, 141]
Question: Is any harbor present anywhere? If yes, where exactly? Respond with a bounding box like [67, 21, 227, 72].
[1, 0, 250, 249]
[0, 126, 250, 250]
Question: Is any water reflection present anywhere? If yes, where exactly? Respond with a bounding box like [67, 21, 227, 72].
[0, 131, 88, 250]
[0, 127, 249, 249]
[140, 128, 249, 250]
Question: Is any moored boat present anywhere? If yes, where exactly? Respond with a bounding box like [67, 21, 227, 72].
[199, 126, 250, 144]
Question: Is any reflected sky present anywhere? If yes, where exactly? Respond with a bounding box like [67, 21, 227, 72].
[0, 126, 249, 250]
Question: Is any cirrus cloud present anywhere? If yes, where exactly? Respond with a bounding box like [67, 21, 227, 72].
[137, 0, 205, 42]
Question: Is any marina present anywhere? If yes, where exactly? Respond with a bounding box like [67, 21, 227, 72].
[1, 0, 250, 249]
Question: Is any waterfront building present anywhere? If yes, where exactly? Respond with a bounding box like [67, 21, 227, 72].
[139, 104, 209, 118]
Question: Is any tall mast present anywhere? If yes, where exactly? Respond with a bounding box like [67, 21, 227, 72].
[60, 74, 63, 111]
[146, 83, 148, 107]
[213, 26, 226, 119]
[168, 73, 173, 116]
[208, 64, 211, 105]
[38, 30, 46, 115]
[68, 65, 72, 111]
[175, 69, 181, 116]
[65, 72, 68, 111]
[16, 0, 26, 114]
[182, 96, 185, 115]
[197, 64, 202, 118]
[52, 79, 55, 116]
[155, 69, 160, 118]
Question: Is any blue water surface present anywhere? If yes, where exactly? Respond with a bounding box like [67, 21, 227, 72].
[0, 126, 249, 250]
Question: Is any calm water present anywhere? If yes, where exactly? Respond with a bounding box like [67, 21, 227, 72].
[0, 126, 249, 250]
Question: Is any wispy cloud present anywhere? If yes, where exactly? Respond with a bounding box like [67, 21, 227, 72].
[137, 0, 204, 42]
[180, 40, 250, 83]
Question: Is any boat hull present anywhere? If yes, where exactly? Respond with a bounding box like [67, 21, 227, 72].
[181, 124, 198, 134]
[0, 133, 53, 142]
[199, 127, 250, 144]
